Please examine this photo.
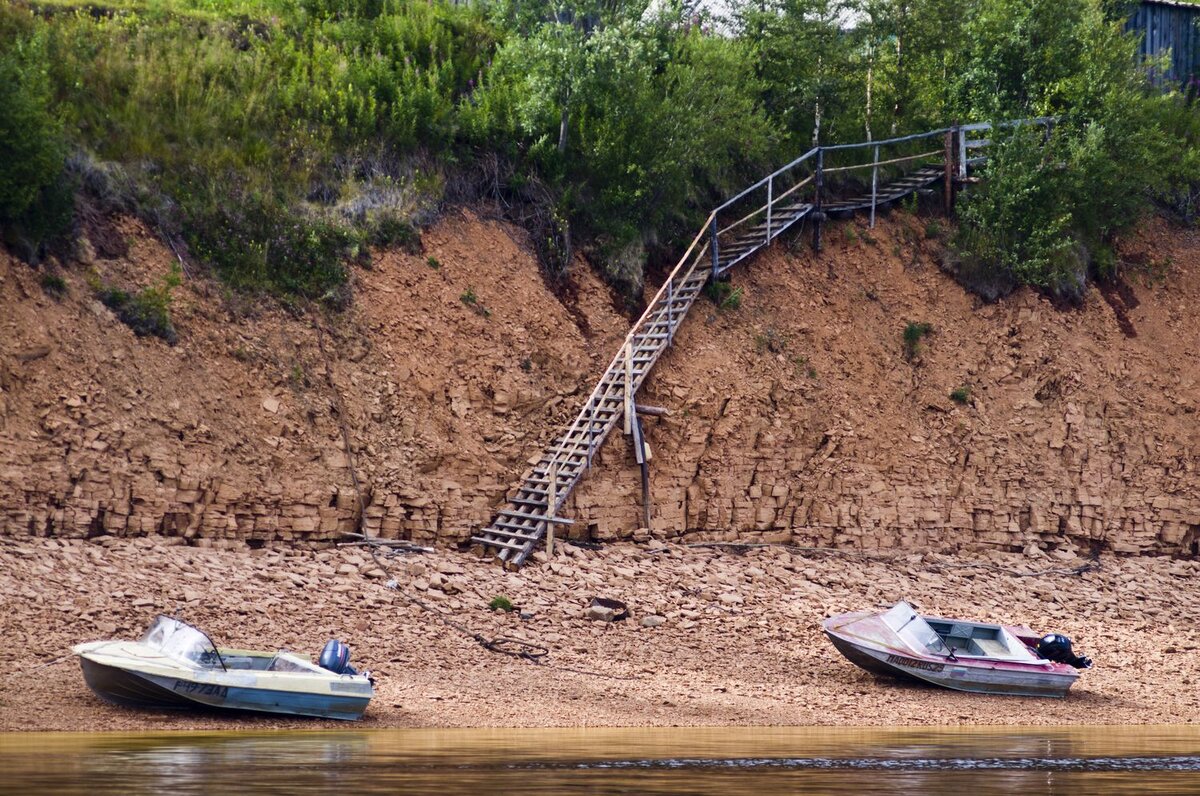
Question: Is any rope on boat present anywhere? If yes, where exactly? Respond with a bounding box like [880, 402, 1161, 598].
[314, 318, 635, 682]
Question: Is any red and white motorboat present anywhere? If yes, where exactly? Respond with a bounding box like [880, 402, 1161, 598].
[822, 601, 1092, 698]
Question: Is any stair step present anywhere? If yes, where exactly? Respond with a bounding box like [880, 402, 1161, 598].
[471, 536, 530, 552]
[497, 508, 574, 525]
[479, 526, 541, 541]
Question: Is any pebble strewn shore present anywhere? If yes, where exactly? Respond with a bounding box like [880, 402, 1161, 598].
[3, 536, 1197, 731]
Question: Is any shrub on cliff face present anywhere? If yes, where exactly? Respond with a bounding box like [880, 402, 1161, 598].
[184, 190, 354, 302]
[97, 265, 182, 344]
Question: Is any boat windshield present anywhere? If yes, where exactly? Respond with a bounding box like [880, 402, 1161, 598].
[881, 602, 953, 656]
[140, 615, 221, 666]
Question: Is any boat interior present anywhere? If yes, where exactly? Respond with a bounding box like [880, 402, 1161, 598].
[925, 619, 1038, 661]
[203, 650, 327, 674]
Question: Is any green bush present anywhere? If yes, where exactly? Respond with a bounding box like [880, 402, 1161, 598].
[0, 27, 73, 259]
[369, 214, 422, 253]
[950, 385, 971, 404]
[97, 265, 182, 344]
[1151, 95, 1200, 224]
[704, 280, 743, 311]
[488, 595, 514, 612]
[5, 0, 1194, 303]
[949, 0, 1175, 300]
[903, 321, 933, 360]
[184, 191, 353, 301]
[40, 272, 67, 297]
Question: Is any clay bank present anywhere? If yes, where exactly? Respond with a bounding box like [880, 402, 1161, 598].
[1, 211, 1199, 557]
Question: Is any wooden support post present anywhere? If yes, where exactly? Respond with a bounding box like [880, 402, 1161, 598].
[869, 144, 879, 229]
[944, 128, 955, 215]
[710, 216, 719, 278]
[766, 175, 774, 241]
[811, 148, 824, 252]
[632, 412, 652, 531]
[623, 341, 633, 435]
[546, 461, 557, 557]
[635, 404, 670, 417]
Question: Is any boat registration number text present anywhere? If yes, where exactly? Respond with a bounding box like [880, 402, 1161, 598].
[173, 680, 229, 698]
[886, 654, 945, 673]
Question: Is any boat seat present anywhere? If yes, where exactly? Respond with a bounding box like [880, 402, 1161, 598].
[971, 638, 1011, 657]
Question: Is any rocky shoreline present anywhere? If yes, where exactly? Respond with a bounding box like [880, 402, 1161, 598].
[2, 535, 1197, 731]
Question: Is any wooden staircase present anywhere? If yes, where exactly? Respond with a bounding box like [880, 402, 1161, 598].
[473, 120, 1050, 565]
[471, 188, 818, 564]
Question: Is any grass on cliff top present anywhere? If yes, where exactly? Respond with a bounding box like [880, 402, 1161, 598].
[3, 0, 1197, 309]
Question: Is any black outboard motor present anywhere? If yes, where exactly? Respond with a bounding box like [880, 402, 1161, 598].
[1037, 633, 1093, 669]
[318, 639, 358, 675]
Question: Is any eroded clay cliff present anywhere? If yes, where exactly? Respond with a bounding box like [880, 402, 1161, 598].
[1, 209, 1196, 554]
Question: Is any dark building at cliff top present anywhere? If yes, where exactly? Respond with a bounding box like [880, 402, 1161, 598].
[1128, 0, 1200, 88]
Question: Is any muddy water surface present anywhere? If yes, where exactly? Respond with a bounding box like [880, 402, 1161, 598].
[2, 725, 1198, 794]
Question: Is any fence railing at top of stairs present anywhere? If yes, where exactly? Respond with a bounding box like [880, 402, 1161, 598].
[471, 116, 1054, 566]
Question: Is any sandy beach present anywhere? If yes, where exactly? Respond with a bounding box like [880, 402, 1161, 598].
[2, 535, 1196, 731]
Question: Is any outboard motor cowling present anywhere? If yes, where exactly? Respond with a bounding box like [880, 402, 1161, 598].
[1037, 633, 1093, 669]
[319, 639, 357, 675]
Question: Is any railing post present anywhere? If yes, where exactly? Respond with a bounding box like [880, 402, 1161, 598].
[811, 148, 824, 252]
[666, 277, 674, 346]
[958, 127, 967, 180]
[766, 175, 774, 241]
[869, 144, 879, 229]
[546, 460, 557, 558]
[710, 216, 719, 278]
[943, 128, 955, 215]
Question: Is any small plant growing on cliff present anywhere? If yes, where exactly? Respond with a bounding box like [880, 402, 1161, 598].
[488, 595, 515, 612]
[704, 281, 743, 311]
[925, 219, 943, 239]
[370, 214, 422, 253]
[902, 321, 933, 361]
[950, 385, 971, 404]
[40, 272, 66, 298]
[426, 256, 441, 270]
[755, 327, 786, 354]
[97, 264, 181, 344]
[519, 357, 532, 372]
[460, 286, 491, 317]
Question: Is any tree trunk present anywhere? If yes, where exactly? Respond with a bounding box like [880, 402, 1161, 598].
[558, 102, 570, 155]
[892, 4, 908, 135]
[812, 56, 823, 146]
[865, 45, 874, 142]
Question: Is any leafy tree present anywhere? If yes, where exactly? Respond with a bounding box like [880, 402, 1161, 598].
[0, 28, 72, 259]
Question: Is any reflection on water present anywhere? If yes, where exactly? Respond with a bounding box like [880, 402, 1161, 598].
[1, 725, 1199, 795]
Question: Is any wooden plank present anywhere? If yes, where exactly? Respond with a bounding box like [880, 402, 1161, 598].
[471, 536, 529, 552]
[498, 508, 574, 525]
[478, 527, 540, 541]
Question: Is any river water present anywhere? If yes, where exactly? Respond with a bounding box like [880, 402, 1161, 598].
[2, 725, 1199, 794]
